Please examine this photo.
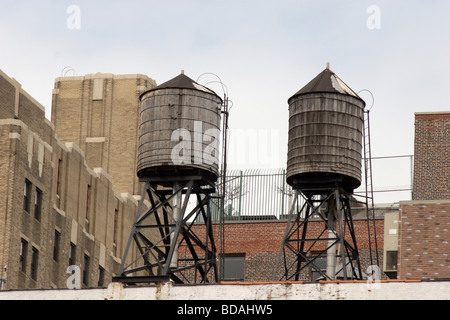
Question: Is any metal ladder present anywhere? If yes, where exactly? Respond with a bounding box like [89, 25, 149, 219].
[363, 110, 379, 268]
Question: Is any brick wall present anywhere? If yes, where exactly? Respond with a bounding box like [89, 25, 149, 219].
[413, 112, 450, 200]
[401, 112, 450, 280]
[0, 70, 144, 289]
[187, 218, 384, 282]
[0, 72, 16, 119]
[398, 200, 450, 280]
[52, 73, 156, 195]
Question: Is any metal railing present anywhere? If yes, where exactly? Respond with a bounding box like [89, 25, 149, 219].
[206, 168, 295, 222]
[195, 156, 413, 223]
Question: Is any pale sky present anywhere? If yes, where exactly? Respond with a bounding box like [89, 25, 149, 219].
[1, 0, 450, 204]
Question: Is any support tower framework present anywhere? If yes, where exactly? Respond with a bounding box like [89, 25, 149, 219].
[114, 175, 218, 284]
[277, 185, 363, 281]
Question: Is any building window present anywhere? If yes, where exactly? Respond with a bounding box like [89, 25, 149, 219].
[222, 254, 245, 281]
[310, 253, 327, 281]
[53, 230, 61, 262]
[56, 159, 62, 197]
[69, 243, 76, 266]
[98, 267, 105, 287]
[113, 208, 119, 256]
[83, 254, 90, 286]
[20, 239, 28, 272]
[34, 188, 43, 221]
[85, 184, 91, 228]
[385, 251, 398, 271]
[93, 78, 104, 100]
[31, 247, 39, 281]
[23, 179, 32, 212]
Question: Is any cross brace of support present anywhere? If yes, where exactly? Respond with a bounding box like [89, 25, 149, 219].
[114, 179, 218, 284]
[275, 186, 363, 282]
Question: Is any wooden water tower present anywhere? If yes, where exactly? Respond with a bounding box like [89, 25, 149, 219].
[115, 71, 224, 284]
[276, 64, 366, 281]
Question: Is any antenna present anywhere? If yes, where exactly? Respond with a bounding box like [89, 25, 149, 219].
[357, 89, 375, 111]
[196, 72, 228, 98]
[195, 72, 233, 282]
[61, 66, 77, 77]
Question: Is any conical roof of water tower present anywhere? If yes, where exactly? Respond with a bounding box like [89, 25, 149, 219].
[140, 70, 222, 102]
[288, 66, 365, 106]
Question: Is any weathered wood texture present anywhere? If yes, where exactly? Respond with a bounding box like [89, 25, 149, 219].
[287, 93, 364, 191]
[138, 88, 222, 183]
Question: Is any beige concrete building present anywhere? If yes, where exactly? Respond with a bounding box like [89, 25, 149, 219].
[51, 73, 156, 195]
[0, 69, 145, 289]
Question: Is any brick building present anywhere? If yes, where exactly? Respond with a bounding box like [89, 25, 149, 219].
[412, 112, 450, 200]
[226, 218, 385, 282]
[0, 70, 148, 289]
[398, 200, 450, 279]
[184, 210, 386, 282]
[52, 73, 156, 195]
[397, 112, 450, 280]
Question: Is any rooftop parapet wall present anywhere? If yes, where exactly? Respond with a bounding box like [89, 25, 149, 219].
[0, 69, 49, 139]
[0, 281, 448, 300]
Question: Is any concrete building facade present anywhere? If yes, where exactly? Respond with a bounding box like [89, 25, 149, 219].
[51, 73, 156, 195]
[0, 70, 143, 289]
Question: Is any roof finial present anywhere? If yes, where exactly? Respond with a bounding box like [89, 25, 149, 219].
[181, 69, 184, 75]
[326, 62, 330, 70]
